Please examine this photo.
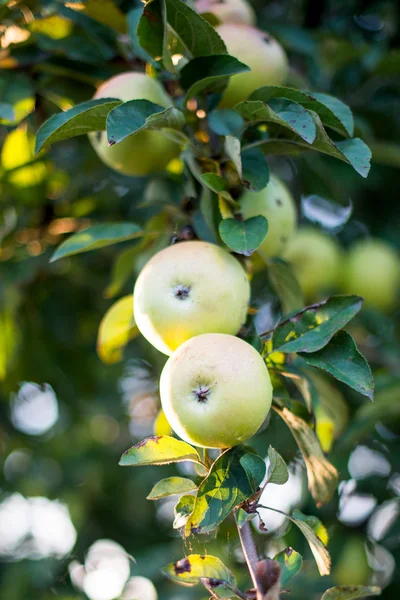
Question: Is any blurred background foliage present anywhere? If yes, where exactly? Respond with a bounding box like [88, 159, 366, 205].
[0, 0, 400, 599]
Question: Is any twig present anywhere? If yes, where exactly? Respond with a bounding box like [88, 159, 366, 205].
[237, 520, 263, 600]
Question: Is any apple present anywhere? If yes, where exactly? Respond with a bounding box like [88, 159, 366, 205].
[215, 24, 289, 108]
[195, 0, 256, 26]
[160, 333, 272, 448]
[341, 238, 399, 312]
[239, 175, 297, 260]
[88, 72, 180, 177]
[333, 536, 371, 585]
[133, 241, 250, 355]
[283, 226, 341, 300]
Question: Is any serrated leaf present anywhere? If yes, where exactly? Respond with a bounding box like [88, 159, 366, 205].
[97, 295, 138, 364]
[181, 54, 249, 102]
[274, 547, 303, 585]
[35, 99, 121, 153]
[219, 216, 268, 256]
[106, 100, 184, 145]
[249, 86, 354, 137]
[267, 258, 304, 316]
[275, 407, 338, 506]
[267, 446, 289, 485]
[321, 586, 381, 600]
[186, 447, 262, 535]
[299, 331, 374, 400]
[174, 494, 196, 529]
[119, 436, 201, 467]
[51, 223, 143, 262]
[209, 109, 244, 136]
[147, 477, 197, 499]
[268, 295, 363, 353]
[288, 510, 331, 576]
[162, 554, 236, 587]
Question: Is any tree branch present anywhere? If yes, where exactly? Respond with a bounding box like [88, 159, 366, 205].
[237, 519, 263, 600]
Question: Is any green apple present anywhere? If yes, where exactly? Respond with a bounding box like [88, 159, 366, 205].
[195, 0, 256, 25]
[341, 238, 399, 312]
[215, 24, 289, 108]
[239, 175, 297, 260]
[88, 72, 180, 176]
[160, 333, 272, 448]
[283, 226, 341, 300]
[134, 241, 250, 355]
[333, 536, 371, 585]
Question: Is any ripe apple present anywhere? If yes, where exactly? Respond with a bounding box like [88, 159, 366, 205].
[195, 0, 256, 25]
[215, 24, 289, 108]
[133, 241, 250, 355]
[88, 72, 180, 177]
[341, 238, 399, 312]
[283, 226, 341, 300]
[239, 175, 297, 260]
[160, 333, 272, 448]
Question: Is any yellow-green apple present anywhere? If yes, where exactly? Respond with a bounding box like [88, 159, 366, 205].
[283, 226, 341, 300]
[133, 241, 250, 355]
[341, 238, 399, 312]
[215, 24, 289, 108]
[160, 333, 272, 448]
[239, 175, 297, 260]
[89, 72, 180, 176]
[195, 0, 256, 25]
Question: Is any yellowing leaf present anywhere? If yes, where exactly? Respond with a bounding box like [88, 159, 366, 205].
[30, 15, 73, 39]
[1, 127, 47, 187]
[97, 295, 138, 364]
[154, 409, 173, 436]
[119, 436, 201, 467]
[162, 554, 236, 587]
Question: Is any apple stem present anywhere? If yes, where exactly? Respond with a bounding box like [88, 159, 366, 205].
[237, 520, 263, 600]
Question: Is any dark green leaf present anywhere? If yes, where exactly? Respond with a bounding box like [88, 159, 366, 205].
[136, 0, 165, 63]
[174, 494, 196, 529]
[269, 295, 363, 353]
[119, 435, 202, 467]
[35, 99, 121, 153]
[267, 446, 289, 485]
[209, 109, 244, 136]
[239, 452, 267, 490]
[200, 173, 227, 193]
[128, 7, 154, 62]
[162, 554, 236, 587]
[219, 216, 268, 256]
[106, 100, 184, 145]
[180, 54, 249, 102]
[267, 259, 304, 316]
[321, 586, 381, 600]
[240, 147, 270, 191]
[274, 547, 303, 585]
[50, 223, 143, 262]
[147, 477, 197, 499]
[299, 331, 374, 400]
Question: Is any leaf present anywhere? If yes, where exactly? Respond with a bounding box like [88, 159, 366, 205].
[67, 0, 127, 33]
[162, 554, 236, 588]
[209, 109, 244, 136]
[235, 507, 257, 528]
[289, 510, 331, 576]
[154, 409, 173, 436]
[35, 99, 121, 153]
[51, 223, 143, 262]
[249, 86, 353, 137]
[127, 7, 154, 62]
[200, 172, 227, 193]
[274, 407, 338, 506]
[97, 295, 138, 364]
[267, 446, 289, 485]
[292, 509, 329, 546]
[201, 578, 242, 599]
[119, 436, 202, 467]
[147, 477, 197, 499]
[136, 0, 166, 63]
[0, 72, 35, 124]
[301, 195, 352, 230]
[186, 447, 264, 535]
[299, 331, 374, 400]
[106, 100, 185, 145]
[241, 148, 270, 191]
[321, 586, 381, 600]
[0, 103, 15, 122]
[269, 295, 363, 353]
[180, 54, 250, 102]
[274, 547, 303, 585]
[174, 494, 196, 529]
[239, 453, 267, 491]
[219, 216, 268, 256]
[267, 259, 304, 316]
[103, 245, 138, 299]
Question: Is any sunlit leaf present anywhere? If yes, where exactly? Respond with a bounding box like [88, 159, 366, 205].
[219, 216, 268, 256]
[97, 295, 138, 365]
[174, 494, 196, 529]
[274, 547, 303, 585]
[119, 436, 201, 467]
[321, 586, 381, 600]
[147, 477, 197, 500]
[292, 509, 329, 546]
[162, 554, 236, 587]
[154, 409, 173, 436]
[267, 446, 289, 485]
[67, 0, 127, 33]
[289, 509, 331, 576]
[1, 127, 47, 188]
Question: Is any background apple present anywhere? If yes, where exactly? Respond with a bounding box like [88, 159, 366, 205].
[160, 333, 272, 448]
[89, 73, 180, 177]
[341, 238, 399, 312]
[239, 175, 297, 260]
[195, 0, 256, 25]
[283, 226, 341, 300]
[333, 536, 371, 585]
[215, 24, 289, 108]
[134, 241, 250, 355]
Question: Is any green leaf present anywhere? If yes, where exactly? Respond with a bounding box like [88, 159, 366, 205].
[67, 0, 127, 33]
[147, 477, 197, 499]
[236, 99, 316, 144]
[289, 510, 331, 576]
[274, 547, 303, 585]
[275, 407, 338, 506]
[119, 436, 202, 467]
[209, 109, 244, 136]
[165, 0, 227, 58]
[186, 447, 263, 535]
[128, 7, 154, 62]
[0, 72, 35, 124]
[299, 331, 374, 400]
[200, 172, 227, 193]
[321, 586, 381, 600]
[267, 446, 289, 485]
[235, 507, 257, 528]
[136, 0, 166, 64]
[97, 295, 138, 365]
[0, 103, 15, 122]
[106, 100, 185, 145]
[35, 99, 121, 153]
[239, 453, 267, 490]
[174, 494, 196, 529]
[201, 578, 242, 599]
[292, 509, 329, 546]
[50, 223, 143, 262]
[219, 216, 268, 256]
[103, 245, 138, 299]
[162, 554, 236, 588]
[241, 148, 270, 191]
[180, 54, 250, 102]
[249, 86, 354, 137]
[269, 295, 363, 353]
[267, 259, 304, 315]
